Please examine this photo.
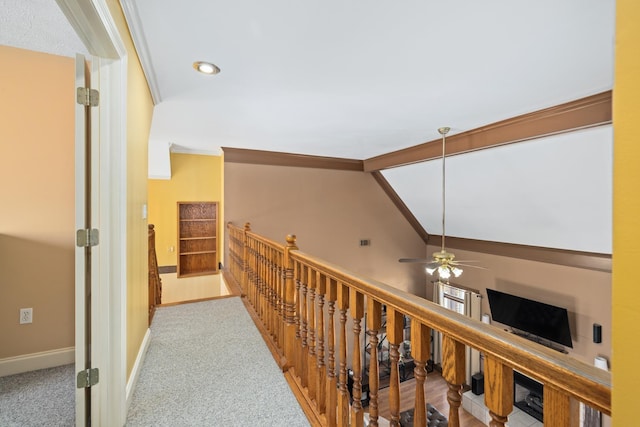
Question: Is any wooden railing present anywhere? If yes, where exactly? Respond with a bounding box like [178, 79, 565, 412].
[148, 224, 162, 324]
[225, 222, 611, 427]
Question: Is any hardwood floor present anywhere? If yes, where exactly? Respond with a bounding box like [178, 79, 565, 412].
[375, 370, 485, 426]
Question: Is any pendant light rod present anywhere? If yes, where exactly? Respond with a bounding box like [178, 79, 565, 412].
[438, 127, 450, 253]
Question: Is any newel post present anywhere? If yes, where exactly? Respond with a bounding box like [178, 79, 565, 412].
[241, 222, 251, 296]
[283, 234, 299, 371]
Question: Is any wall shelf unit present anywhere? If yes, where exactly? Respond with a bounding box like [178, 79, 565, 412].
[177, 201, 218, 277]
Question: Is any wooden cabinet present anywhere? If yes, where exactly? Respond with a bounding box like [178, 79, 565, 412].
[177, 202, 218, 277]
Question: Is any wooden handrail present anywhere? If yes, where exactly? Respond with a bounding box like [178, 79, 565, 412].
[225, 222, 611, 426]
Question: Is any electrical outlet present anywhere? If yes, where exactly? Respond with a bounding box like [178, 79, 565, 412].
[20, 308, 33, 324]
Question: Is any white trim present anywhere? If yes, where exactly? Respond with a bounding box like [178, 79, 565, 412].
[126, 328, 151, 410]
[120, 0, 161, 104]
[55, 0, 119, 59]
[0, 347, 75, 377]
[148, 173, 172, 180]
[56, 0, 129, 426]
[170, 145, 223, 156]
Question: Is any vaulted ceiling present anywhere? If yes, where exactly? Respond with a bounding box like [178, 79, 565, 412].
[2, 0, 615, 255]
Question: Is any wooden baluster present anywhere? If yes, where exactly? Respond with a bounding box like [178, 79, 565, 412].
[350, 289, 365, 427]
[259, 243, 266, 321]
[261, 244, 267, 321]
[326, 278, 338, 427]
[387, 308, 405, 427]
[247, 240, 254, 305]
[410, 320, 431, 427]
[271, 249, 280, 346]
[544, 384, 576, 426]
[336, 283, 350, 427]
[442, 334, 466, 427]
[254, 242, 260, 309]
[484, 355, 513, 427]
[283, 235, 298, 373]
[316, 272, 327, 414]
[250, 241, 257, 307]
[268, 247, 276, 337]
[279, 252, 286, 348]
[250, 240, 257, 308]
[264, 246, 270, 331]
[275, 251, 283, 346]
[367, 299, 382, 427]
[271, 249, 280, 347]
[241, 223, 250, 296]
[307, 266, 317, 401]
[300, 264, 309, 388]
[294, 261, 302, 377]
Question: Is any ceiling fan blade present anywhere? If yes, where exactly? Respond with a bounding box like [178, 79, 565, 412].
[399, 258, 431, 263]
[456, 263, 489, 270]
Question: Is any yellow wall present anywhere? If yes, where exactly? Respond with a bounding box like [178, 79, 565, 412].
[105, 0, 155, 379]
[0, 46, 75, 359]
[612, 0, 640, 424]
[148, 153, 224, 267]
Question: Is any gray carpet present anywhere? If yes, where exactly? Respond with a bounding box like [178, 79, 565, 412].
[0, 364, 75, 426]
[126, 297, 309, 426]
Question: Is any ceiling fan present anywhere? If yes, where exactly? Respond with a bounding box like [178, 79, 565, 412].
[399, 127, 485, 281]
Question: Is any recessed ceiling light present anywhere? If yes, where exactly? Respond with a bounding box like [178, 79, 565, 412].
[193, 61, 220, 75]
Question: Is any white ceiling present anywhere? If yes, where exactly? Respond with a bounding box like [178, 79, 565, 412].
[2, 0, 615, 254]
[0, 0, 88, 58]
[383, 126, 613, 254]
[124, 0, 615, 161]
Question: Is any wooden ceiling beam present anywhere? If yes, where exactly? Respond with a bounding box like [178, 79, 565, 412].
[364, 90, 612, 172]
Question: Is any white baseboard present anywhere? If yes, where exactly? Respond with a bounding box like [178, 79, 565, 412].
[0, 347, 75, 377]
[126, 328, 151, 411]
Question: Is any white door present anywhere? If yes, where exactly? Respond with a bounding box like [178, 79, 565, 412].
[74, 53, 100, 427]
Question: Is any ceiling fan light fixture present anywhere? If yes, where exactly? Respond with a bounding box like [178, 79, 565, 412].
[193, 61, 220, 75]
[426, 266, 437, 275]
[452, 266, 463, 278]
[438, 265, 451, 280]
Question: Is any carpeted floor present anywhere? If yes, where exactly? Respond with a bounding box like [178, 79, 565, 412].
[0, 364, 74, 427]
[126, 297, 309, 426]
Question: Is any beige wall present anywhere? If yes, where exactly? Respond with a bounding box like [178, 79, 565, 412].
[148, 153, 223, 267]
[427, 244, 611, 365]
[0, 46, 75, 359]
[105, 0, 155, 379]
[224, 163, 427, 295]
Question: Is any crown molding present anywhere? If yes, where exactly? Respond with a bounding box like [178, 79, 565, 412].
[119, 0, 161, 104]
[222, 147, 364, 171]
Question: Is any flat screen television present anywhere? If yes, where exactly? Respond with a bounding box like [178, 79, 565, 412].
[486, 288, 573, 348]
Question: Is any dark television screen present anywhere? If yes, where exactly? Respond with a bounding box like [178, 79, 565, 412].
[486, 288, 573, 348]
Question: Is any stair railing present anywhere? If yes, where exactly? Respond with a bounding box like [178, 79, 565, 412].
[148, 224, 162, 324]
[225, 222, 611, 427]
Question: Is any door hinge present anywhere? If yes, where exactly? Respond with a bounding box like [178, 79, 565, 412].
[77, 229, 99, 247]
[77, 87, 99, 107]
[77, 368, 99, 388]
